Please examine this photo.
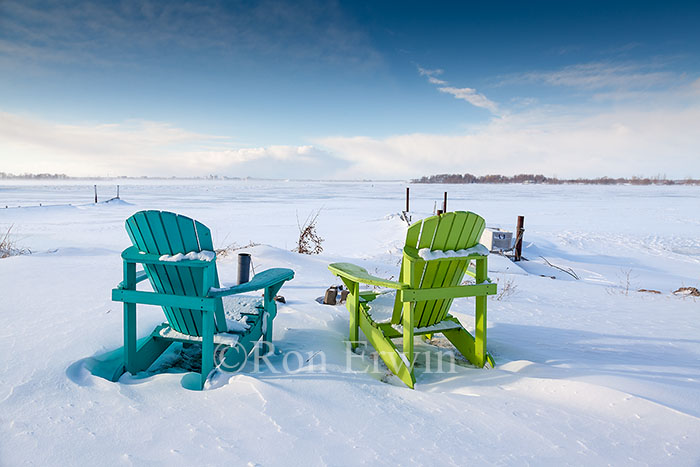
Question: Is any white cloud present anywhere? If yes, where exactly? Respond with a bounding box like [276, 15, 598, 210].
[184, 145, 322, 166]
[437, 86, 499, 114]
[428, 76, 447, 85]
[5, 91, 699, 180]
[417, 66, 442, 76]
[503, 61, 677, 91]
[418, 65, 498, 114]
[417, 66, 447, 85]
[3, 62, 698, 180]
[0, 111, 330, 177]
[317, 101, 700, 179]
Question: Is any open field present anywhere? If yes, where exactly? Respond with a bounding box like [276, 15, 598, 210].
[1, 180, 699, 465]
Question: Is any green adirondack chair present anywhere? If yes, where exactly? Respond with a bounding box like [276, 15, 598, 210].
[89, 210, 294, 390]
[328, 211, 497, 388]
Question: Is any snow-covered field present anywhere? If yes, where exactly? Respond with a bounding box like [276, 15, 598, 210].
[1, 180, 699, 465]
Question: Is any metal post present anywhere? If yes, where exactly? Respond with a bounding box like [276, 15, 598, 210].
[406, 187, 410, 212]
[515, 215, 525, 261]
[237, 253, 251, 284]
[94, 185, 97, 203]
[443, 191, 447, 212]
[116, 185, 120, 199]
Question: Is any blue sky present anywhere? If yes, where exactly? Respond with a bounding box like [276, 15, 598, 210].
[1, 0, 699, 179]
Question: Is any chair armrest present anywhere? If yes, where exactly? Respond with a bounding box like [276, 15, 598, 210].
[116, 269, 149, 289]
[121, 246, 215, 268]
[208, 268, 294, 298]
[328, 262, 406, 289]
[399, 282, 497, 302]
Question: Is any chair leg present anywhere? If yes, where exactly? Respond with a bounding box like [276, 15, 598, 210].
[261, 320, 272, 355]
[474, 257, 489, 367]
[474, 296, 487, 367]
[358, 312, 415, 389]
[259, 312, 273, 356]
[261, 288, 276, 355]
[348, 282, 360, 349]
[122, 260, 137, 374]
[443, 327, 476, 366]
[402, 301, 414, 371]
[123, 302, 137, 374]
[200, 310, 215, 390]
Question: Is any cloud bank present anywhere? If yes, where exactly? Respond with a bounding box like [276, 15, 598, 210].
[317, 96, 700, 179]
[2, 63, 698, 180]
[2, 88, 699, 180]
[0, 111, 338, 178]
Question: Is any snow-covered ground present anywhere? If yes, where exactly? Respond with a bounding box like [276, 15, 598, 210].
[1, 180, 699, 465]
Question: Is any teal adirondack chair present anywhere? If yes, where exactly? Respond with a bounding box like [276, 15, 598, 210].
[89, 210, 294, 390]
[329, 211, 497, 388]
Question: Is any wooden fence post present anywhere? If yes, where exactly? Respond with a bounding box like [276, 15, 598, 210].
[515, 215, 525, 261]
[406, 187, 410, 212]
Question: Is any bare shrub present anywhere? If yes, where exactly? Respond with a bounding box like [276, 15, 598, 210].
[0, 225, 30, 258]
[293, 209, 324, 255]
[620, 268, 632, 296]
[673, 286, 700, 298]
[492, 275, 518, 301]
[607, 268, 636, 296]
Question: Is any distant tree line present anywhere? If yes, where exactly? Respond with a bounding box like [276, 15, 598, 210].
[0, 172, 69, 179]
[412, 173, 700, 186]
[0, 173, 245, 180]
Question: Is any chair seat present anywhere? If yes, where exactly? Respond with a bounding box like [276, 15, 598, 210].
[222, 295, 263, 332]
[155, 294, 264, 346]
[157, 324, 241, 346]
[363, 291, 464, 334]
[362, 291, 396, 323]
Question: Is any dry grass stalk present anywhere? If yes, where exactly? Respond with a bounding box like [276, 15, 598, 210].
[293, 209, 323, 255]
[0, 225, 30, 259]
[493, 276, 518, 301]
[215, 241, 260, 258]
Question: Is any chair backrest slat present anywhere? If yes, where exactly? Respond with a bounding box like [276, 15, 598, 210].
[146, 211, 201, 335]
[127, 212, 185, 332]
[391, 211, 486, 327]
[430, 212, 486, 324]
[125, 211, 227, 336]
[415, 213, 458, 326]
[194, 219, 226, 324]
[420, 213, 468, 326]
[160, 212, 201, 299]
